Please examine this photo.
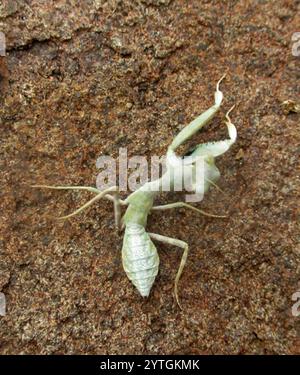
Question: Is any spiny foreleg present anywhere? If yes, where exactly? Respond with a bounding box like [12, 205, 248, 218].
[169, 74, 226, 152]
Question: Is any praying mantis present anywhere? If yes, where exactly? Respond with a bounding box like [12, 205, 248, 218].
[33, 75, 237, 309]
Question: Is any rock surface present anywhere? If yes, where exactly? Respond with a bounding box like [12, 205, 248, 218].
[0, 0, 299, 354]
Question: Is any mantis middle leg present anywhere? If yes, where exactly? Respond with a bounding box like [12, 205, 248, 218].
[32, 185, 126, 230]
[151, 202, 226, 218]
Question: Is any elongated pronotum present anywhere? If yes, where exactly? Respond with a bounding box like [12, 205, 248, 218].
[33, 75, 237, 309]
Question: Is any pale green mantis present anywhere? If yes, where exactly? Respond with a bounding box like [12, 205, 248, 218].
[33, 75, 237, 309]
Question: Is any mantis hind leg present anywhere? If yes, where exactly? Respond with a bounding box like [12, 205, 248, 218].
[148, 232, 189, 310]
[32, 184, 125, 230]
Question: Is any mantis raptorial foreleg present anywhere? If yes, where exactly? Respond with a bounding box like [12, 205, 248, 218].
[148, 232, 188, 310]
[32, 185, 126, 230]
[169, 74, 226, 152]
[151, 202, 226, 218]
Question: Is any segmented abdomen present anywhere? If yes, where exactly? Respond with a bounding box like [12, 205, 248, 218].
[122, 223, 159, 297]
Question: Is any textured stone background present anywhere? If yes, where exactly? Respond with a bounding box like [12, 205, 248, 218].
[0, 0, 299, 354]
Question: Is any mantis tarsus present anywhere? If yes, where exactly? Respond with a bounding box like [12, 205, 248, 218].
[33, 75, 237, 309]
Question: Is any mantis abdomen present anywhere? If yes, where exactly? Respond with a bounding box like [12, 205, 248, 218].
[122, 223, 159, 297]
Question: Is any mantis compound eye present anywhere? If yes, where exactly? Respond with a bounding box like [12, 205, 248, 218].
[205, 155, 215, 165]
